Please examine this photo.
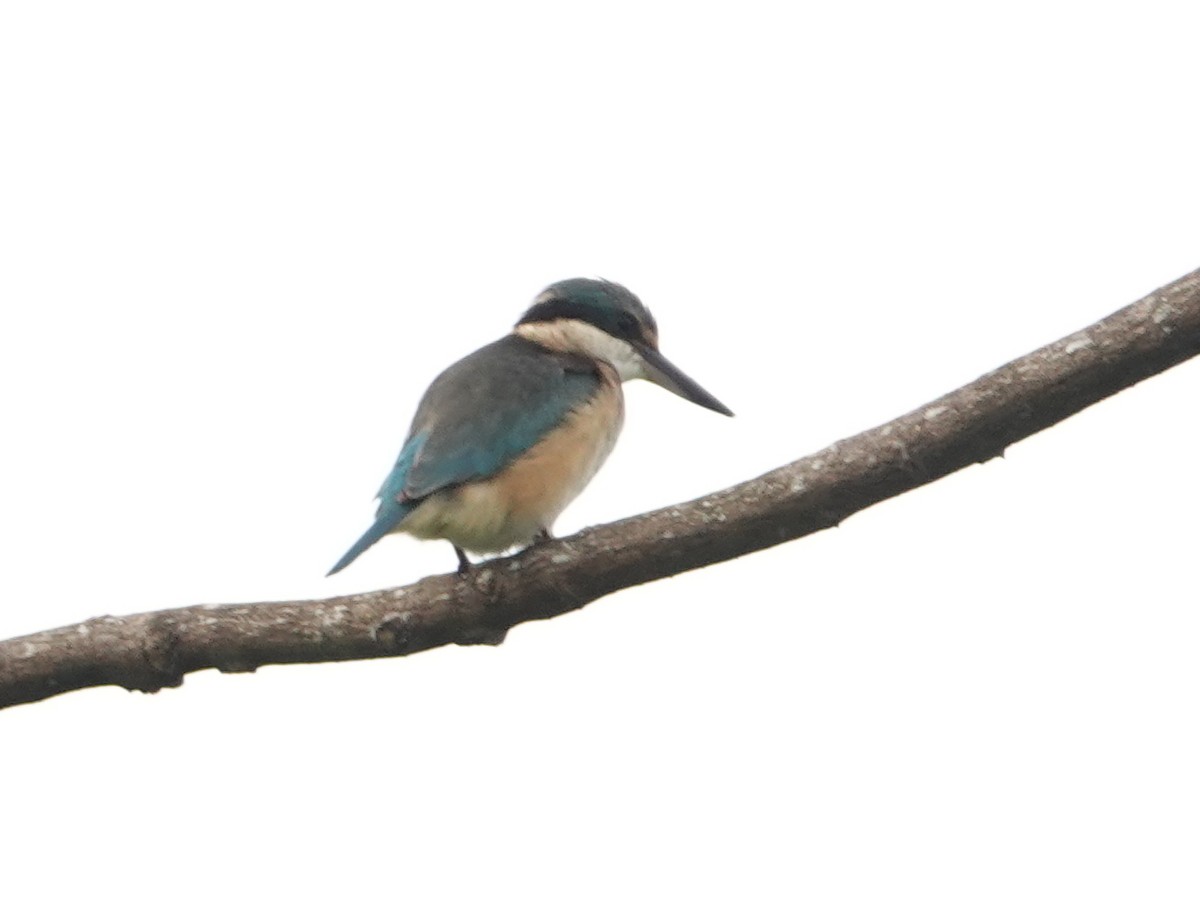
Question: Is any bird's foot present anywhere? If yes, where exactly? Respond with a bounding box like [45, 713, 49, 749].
[454, 545, 472, 576]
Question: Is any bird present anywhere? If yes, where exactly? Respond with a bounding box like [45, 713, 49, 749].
[328, 277, 732, 576]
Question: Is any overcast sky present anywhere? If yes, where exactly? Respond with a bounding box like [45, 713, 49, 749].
[3, 2, 1199, 898]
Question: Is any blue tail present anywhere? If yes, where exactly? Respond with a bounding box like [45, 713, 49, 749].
[328, 433, 428, 576]
[326, 500, 416, 576]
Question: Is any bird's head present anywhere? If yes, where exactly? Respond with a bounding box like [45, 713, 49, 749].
[515, 278, 733, 416]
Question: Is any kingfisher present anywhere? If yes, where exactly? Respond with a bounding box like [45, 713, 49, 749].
[328, 277, 733, 576]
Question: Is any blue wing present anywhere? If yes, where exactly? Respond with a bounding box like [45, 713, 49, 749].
[327, 335, 600, 575]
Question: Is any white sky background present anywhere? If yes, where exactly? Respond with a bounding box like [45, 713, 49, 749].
[2, 1, 1199, 897]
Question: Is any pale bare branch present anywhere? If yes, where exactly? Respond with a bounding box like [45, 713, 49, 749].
[3, 267, 1198, 710]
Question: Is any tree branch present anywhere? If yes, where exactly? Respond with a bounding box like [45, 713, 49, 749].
[3, 267, 1199, 711]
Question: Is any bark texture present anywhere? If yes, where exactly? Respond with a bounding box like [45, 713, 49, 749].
[3, 267, 1199, 710]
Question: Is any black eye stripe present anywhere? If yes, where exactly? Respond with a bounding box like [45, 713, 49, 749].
[517, 299, 591, 325]
[517, 300, 642, 341]
[615, 311, 640, 335]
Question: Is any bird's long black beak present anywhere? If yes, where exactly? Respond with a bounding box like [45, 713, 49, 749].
[636, 343, 734, 416]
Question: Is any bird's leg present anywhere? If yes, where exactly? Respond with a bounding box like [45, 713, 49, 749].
[532, 528, 553, 544]
[453, 545, 472, 575]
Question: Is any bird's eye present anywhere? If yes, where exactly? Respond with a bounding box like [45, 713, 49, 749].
[615, 312, 641, 340]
